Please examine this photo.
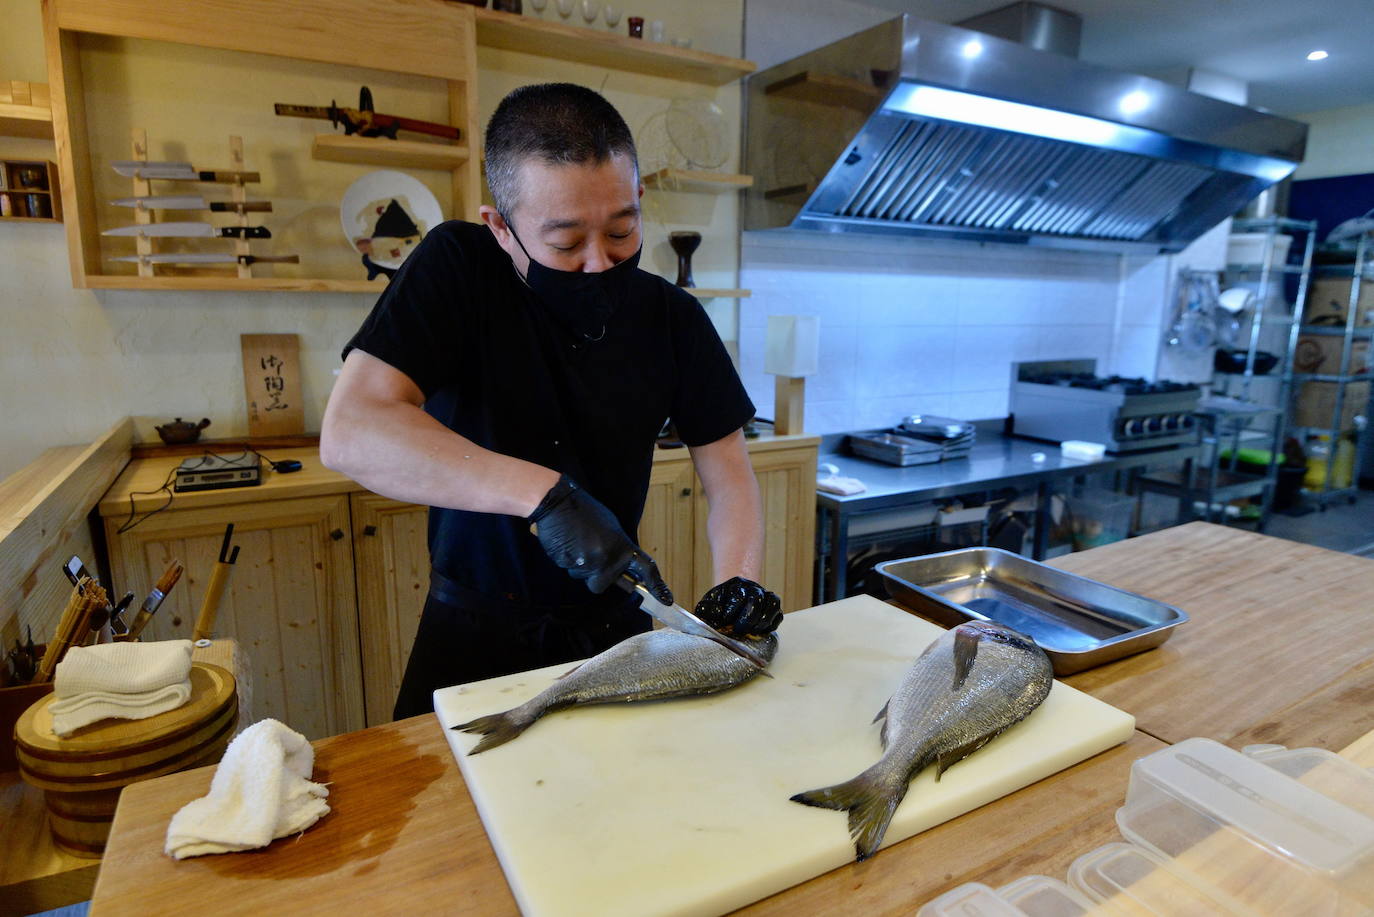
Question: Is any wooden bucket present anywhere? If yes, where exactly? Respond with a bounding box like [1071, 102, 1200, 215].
[13, 662, 237, 857]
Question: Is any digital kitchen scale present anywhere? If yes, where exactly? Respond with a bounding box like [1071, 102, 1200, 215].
[173, 453, 262, 492]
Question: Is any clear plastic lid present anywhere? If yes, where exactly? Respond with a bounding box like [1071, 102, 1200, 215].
[1067, 841, 1242, 915]
[916, 882, 1025, 917]
[998, 875, 1095, 917]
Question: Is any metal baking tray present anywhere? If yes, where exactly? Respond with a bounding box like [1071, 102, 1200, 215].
[876, 547, 1188, 674]
[848, 432, 944, 466]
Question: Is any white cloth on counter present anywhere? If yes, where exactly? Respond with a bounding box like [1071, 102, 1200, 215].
[49, 639, 194, 737]
[165, 718, 330, 859]
[817, 463, 866, 496]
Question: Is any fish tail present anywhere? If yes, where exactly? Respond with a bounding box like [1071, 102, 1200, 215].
[790, 769, 908, 861]
[451, 708, 537, 755]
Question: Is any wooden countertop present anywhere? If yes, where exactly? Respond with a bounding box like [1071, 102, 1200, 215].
[88, 523, 1374, 915]
[97, 433, 821, 517]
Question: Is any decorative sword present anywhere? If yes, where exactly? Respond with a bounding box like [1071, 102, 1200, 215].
[274, 86, 460, 140]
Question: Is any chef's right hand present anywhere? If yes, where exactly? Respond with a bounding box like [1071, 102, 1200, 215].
[528, 474, 673, 604]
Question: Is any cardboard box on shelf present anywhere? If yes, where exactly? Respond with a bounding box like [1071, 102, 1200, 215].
[1304, 275, 1374, 327]
[1294, 335, 1372, 374]
[1292, 380, 1371, 431]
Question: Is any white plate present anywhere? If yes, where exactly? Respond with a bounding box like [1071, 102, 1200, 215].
[339, 170, 444, 269]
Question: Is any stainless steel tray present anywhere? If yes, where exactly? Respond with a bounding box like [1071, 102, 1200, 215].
[848, 432, 943, 466]
[876, 547, 1188, 674]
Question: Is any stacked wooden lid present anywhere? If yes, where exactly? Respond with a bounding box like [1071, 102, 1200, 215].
[13, 662, 237, 856]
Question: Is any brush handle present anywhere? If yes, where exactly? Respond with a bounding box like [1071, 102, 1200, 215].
[192, 563, 232, 641]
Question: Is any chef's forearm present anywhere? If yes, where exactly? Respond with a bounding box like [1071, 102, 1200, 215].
[321, 392, 557, 517]
[690, 430, 764, 586]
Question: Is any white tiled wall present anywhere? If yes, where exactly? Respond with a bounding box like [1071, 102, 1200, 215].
[739, 231, 1132, 433]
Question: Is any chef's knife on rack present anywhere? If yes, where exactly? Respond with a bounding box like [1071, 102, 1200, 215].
[111, 195, 273, 213]
[125, 560, 185, 640]
[103, 222, 272, 239]
[111, 160, 260, 183]
[109, 253, 300, 266]
[616, 576, 772, 671]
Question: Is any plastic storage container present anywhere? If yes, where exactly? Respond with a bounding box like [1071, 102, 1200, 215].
[917, 877, 1094, 917]
[1068, 841, 1241, 915]
[1115, 737, 1374, 914]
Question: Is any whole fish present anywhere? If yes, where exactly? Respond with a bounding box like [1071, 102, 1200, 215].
[791, 620, 1052, 861]
[453, 629, 779, 754]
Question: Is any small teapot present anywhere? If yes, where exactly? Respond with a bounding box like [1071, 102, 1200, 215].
[155, 417, 211, 445]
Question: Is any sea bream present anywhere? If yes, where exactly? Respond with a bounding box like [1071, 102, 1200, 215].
[791, 620, 1053, 860]
[453, 629, 779, 754]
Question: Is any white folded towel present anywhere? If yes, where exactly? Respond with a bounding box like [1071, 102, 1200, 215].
[165, 718, 330, 859]
[49, 640, 194, 737]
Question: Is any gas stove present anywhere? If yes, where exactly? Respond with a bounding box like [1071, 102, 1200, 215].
[1010, 359, 1201, 453]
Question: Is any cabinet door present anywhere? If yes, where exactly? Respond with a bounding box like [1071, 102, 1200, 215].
[351, 493, 430, 726]
[636, 457, 696, 605]
[104, 495, 365, 740]
[693, 446, 818, 613]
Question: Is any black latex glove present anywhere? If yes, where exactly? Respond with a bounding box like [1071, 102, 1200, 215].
[529, 474, 673, 603]
[693, 576, 783, 638]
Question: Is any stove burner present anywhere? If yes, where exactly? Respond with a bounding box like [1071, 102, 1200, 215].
[1022, 372, 1199, 396]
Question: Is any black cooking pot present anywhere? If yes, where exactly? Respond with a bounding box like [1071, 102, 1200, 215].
[1214, 348, 1279, 375]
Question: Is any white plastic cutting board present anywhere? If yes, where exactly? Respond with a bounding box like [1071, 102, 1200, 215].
[435, 595, 1135, 917]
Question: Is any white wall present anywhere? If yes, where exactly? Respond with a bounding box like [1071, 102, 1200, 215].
[739, 232, 1126, 429]
[1291, 102, 1374, 181]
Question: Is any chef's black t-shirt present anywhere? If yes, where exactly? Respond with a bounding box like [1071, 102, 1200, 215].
[342, 221, 755, 611]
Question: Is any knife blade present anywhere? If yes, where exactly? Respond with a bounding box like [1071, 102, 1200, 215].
[125, 561, 184, 640]
[109, 253, 300, 265]
[111, 195, 273, 213]
[111, 161, 260, 183]
[102, 222, 271, 239]
[620, 578, 771, 670]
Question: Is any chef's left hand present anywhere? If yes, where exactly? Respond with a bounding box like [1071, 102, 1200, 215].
[693, 576, 782, 638]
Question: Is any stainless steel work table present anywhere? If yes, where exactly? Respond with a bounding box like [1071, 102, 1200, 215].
[815, 433, 1201, 602]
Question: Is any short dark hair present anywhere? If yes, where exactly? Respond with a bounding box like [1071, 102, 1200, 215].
[484, 83, 638, 218]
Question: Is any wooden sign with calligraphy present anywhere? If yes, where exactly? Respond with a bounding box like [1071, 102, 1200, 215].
[240, 333, 305, 438]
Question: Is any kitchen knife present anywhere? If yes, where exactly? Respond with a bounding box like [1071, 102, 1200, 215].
[125, 560, 185, 640]
[103, 222, 271, 239]
[112, 160, 259, 183]
[111, 195, 273, 213]
[619, 577, 772, 670]
[110, 253, 300, 265]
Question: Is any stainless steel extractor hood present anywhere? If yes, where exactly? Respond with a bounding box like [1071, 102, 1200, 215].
[743, 13, 1307, 254]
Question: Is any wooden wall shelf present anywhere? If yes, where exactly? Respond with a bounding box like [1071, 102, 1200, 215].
[84, 275, 387, 293]
[473, 8, 753, 86]
[643, 168, 753, 193]
[311, 134, 470, 171]
[685, 288, 751, 299]
[0, 81, 54, 139]
[764, 70, 886, 110]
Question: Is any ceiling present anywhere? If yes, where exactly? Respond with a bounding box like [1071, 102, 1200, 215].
[858, 0, 1374, 116]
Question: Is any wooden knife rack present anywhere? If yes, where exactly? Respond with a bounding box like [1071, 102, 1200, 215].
[120, 129, 259, 279]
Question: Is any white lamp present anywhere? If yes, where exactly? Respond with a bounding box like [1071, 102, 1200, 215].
[764, 315, 819, 435]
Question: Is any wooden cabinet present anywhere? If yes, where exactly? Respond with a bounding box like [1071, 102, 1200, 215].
[103, 494, 365, 740]
[637, 457, 698, 605]
[349, 493, 429, 727]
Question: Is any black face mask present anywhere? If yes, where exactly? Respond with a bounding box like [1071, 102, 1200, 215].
[504, 218, 641, 344]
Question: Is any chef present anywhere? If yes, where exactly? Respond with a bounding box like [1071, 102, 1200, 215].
[321, 83, 783, 719]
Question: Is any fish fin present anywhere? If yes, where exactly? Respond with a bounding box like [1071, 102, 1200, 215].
[870, 700, 889, 725]
[933, 731, 1002, 780]
[451, 710, 535, 755]
[790, 771, 908, 861]
[952, 626, 980, 690]
[556, 662, 584, 679]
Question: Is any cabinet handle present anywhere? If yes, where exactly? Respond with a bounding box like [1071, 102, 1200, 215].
[680, 487, 692, 497]
[363, 525, 377, 536]
[330, 528, 345, 541]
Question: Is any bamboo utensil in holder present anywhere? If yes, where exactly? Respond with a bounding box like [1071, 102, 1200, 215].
[192, 525, 239, 642]
[34, 580, 108, 684]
